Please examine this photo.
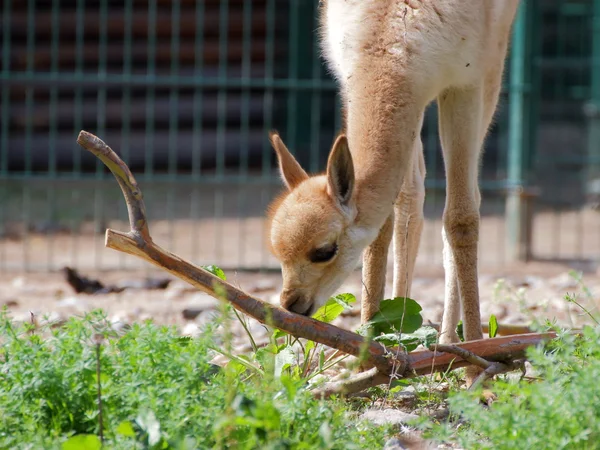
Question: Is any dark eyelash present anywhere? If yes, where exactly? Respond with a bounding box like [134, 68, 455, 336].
[308, 244, 338, 263]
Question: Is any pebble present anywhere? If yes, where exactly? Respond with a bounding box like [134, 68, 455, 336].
[268, 293, 281, 305]
[110, 319, 131, 334]
[182, 295, 222, 320]
[383, 437, 407, 450]
[11, 277, 26, 288]
[185, 292, 221, 310]
[394, 390, 418, 408]
[549, 272, 579, 290]
[181, 322, 202, 338]
[57, 296, 89, 312]
[361, 408, 420, 429]
[383, 438, 406, 450]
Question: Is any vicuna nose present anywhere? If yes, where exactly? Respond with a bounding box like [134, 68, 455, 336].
[280, 289, 312, 315]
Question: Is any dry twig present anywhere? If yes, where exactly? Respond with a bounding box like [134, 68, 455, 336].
[77, 130, 558, 397]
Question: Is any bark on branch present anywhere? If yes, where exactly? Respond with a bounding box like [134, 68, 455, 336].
[77, 130, 558, 396]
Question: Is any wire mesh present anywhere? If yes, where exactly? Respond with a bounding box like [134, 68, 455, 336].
[0, 0, 598, 273]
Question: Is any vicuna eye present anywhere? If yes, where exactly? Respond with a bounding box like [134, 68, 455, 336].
[308, 244, 338, 263]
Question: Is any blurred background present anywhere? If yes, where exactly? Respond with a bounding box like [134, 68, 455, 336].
[1, 0, 599, 274]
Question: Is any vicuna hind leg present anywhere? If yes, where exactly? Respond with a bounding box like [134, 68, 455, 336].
[392, 139, 426, 300]
[438, 85, 485, 384]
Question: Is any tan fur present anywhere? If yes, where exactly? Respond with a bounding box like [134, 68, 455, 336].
[267, 0, 521, 385]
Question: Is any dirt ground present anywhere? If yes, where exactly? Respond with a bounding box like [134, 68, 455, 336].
[1, 256, 599, 348]
[2, 205, 600, 344]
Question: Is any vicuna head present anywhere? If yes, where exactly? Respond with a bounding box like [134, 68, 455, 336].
[267, 132, 372, 316]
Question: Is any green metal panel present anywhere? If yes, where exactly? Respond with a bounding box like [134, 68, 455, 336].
[506, 0, 537, 262]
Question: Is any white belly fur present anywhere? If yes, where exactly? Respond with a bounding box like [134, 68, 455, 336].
[322, 0, 370, 83]
[322, 0, 515, 99]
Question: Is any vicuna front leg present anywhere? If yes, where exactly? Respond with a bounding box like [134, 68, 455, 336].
[361, 214, 393, 323]
[437, 86, 484, 352]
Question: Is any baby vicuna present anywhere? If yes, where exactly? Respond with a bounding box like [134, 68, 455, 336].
[267, 0, 520, 382]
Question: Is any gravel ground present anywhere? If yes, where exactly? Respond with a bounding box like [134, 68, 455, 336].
[1, 259, 599, 340]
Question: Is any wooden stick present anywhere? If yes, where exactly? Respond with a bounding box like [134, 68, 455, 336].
[77, 130, 559, 396]
[77, 130, 397, 375]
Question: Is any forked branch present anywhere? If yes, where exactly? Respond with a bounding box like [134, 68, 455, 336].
[76, 130, 558, 396]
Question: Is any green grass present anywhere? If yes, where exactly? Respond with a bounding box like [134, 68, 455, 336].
[419, 288, 600, 450]
[3, 268, 600, 449]
[0, 308, 390, 449]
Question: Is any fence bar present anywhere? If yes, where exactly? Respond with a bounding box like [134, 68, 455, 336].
[189, 1, 205, 264]
[1, 0, 11, 176]
[167, 0, 182, 253]
[213, 0, 229, 263]
[0, 0, 11, 268]
[260, 0, 276, 268]
[0, 72, 337, 91]
[586, 0, 600, 198]
[506, 0, 533, 262]
[237, 0, 254, 267]
[145, 0, 157, 179]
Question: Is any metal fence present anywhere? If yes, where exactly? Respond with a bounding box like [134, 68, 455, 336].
[1, 0, 599, 273]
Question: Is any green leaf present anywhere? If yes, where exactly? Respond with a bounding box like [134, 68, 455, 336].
[371, 326, 436, 351]
[116, 421, 136, 437]
[62, 435, 102, 450]
[456, 320, 465, 342]
[489, 314, 498, 338]
[373, 333, 420, 352]
[227, 359, 250, 376]
[311, 293, 356, 323]
[272, 328, 288, 340]
[274, 345, 297, 378]
[255, 346, 276, 371]
[201, 265, 227, 281]
[361, 297, 423, 335]
[303, 339, 315, 359]
[411, 326, 439, 348]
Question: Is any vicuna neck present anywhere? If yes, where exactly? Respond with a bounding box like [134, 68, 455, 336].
[345, 69, 422, 233]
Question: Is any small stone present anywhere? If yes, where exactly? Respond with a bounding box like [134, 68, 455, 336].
[186, 293, 220, 310]
[11, 277, 26, 288]
[57, 296, 89, 312]
[110, 319, 131, 334]
[181, 322, 201, 338]
[2, 299, 19, 308]
[181, 293, 221, 320]
[182, 308, 202, 320]
[384, 437, 407, 450]
[165, 286, 189, 301]
[361, 408, 420, 429]
[549, 272, 578, 290]
[429, 407, 450, 421]
[394, 390, 418, 408]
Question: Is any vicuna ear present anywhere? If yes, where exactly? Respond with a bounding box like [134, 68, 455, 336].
[326, 134, 354, 206]
[269, 131, 309, 190]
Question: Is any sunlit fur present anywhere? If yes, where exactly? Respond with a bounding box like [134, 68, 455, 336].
[267, 0, 520, 384]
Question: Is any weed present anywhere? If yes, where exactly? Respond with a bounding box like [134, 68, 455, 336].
[0, 308, 390, 449]
[419, 274, 600, 449]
